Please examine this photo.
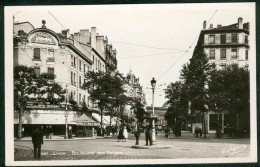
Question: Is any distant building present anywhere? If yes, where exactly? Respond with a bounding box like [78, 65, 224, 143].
[146, 106, 167, 127]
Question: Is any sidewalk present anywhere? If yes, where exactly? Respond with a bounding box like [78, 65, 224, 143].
[15, 135, 99, 141]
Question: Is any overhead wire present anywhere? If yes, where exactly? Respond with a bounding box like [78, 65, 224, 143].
[156, 9, 218, 82]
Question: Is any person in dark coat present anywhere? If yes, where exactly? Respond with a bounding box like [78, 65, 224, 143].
[117, 127, 125, 142]
[133, 128, 141, 145]
[32, 128, 44, 159]
[145, 124, 151, 146]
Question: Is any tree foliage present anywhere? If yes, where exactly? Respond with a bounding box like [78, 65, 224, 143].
[208, 65, 249, 114]
[131, 99, 147, 128]
[83, 71, 130, 124]
[14, 65, 65, 139]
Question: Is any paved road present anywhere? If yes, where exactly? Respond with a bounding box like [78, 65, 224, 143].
[14, 133, 250, 161]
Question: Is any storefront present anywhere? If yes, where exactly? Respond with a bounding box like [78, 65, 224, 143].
[72, 114, 100, 137]
[207, 111, 238, 134]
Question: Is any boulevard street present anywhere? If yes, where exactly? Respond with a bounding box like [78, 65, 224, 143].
[14, 132, 250, 161]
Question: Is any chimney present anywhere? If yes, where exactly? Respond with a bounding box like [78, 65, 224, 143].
[203, 20, 206, 29]
[217, 24, 222, 28]
[62, 29, 70, 38]
[238, 17, 243, 29]
[74, 33, 80, 43]
[91, 27, 97, 49]
[210, 24, 213, 28]
[79, 29, 90, 45]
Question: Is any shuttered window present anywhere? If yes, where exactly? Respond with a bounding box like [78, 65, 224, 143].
[232, 34, 238, 43]
[220, 49, 226, 59]
[48, 67, 54, 75]
[34, 67, 40, 76]
[209, 49, 215, 59]
[220, 34, 226, 44]
[33, 48, 41, 60]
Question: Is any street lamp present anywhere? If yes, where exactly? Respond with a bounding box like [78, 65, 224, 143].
[64, 84, 68, 139]
[150, 77, 156, 145]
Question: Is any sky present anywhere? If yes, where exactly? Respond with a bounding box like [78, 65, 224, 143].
[7, 3, 255, 107]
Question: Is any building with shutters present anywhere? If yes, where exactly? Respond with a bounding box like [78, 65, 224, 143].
[201, 17, 249, 70]
[190, 17, 250, 134]
[13, 20, 120, 138]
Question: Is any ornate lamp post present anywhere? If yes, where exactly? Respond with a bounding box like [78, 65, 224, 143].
[150, 77, 157, 145]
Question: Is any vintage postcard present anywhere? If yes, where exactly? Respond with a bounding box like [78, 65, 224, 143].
[5, 3, 257, 166]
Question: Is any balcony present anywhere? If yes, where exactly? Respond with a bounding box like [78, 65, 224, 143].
[46, 57, 55, 62]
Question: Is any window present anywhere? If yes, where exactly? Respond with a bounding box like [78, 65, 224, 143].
[70, 92, 73, 99]
[47, 67, 54, 75]
[220, 64, 226, 70]
[220, 34, 226, 44]
[209, 35, 215, 44]
[74, 57, 76, 67]
[220, 48, 226, 59]
[79, 60, 82, 71]
[48, 49, 54, 57]
[79, 93, 81, 103]
[209, 49, 215, 59]
[231, 48, 237, 59]
[245, 35, 248, 44]
[71, 71, 73, 84]
[74, 73, 76, 85]
[232, 34, 238, 43]
[33, 48, 41, 60]
[71, 55, 73, 66]
[231, 64, 238, 69]
[245, 50, 248, 60]
[209, 114, 222, 131]
[79, 76, 82, 86]
[84, 64, 86, 73]
[34, 67, 40, 76]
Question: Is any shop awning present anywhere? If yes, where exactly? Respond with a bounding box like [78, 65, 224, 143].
[92, 113, 109, 126]
[72, 114, 99, 126]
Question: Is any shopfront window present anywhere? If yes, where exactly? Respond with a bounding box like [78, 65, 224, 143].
[209, 114, 222, 131]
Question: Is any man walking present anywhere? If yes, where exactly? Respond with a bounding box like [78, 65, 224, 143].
[32, 128, 44, 159]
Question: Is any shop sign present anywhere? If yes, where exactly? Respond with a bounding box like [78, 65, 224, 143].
[77, 122, 100, 126]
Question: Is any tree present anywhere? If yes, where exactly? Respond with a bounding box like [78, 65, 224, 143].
[180, 46, 211, 138]
[83, 71, 129, 135]
[131, 99, 147, 129]
[14, 65, 65, 139]
[164, 81, 188, 136]
[208, 65, 250, 131]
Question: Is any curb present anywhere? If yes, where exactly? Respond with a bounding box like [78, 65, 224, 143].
[15, 137, 96, 141]
[131, 145, 171, 149]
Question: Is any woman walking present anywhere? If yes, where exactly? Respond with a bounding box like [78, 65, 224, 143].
[123, 126, 128, 142]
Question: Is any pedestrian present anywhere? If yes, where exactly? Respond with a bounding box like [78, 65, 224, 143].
[133, 127, 140, 145]
[22, 127, 25, 138]
[123, 126, 128, 141]
[117, 127, 125, 142]
[198, 127, 202, 138]
[164, 127, 170, 139]
[49, 126, 53, 139]
[32, 128, 44, 159]
[145, 123, 151, 146]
